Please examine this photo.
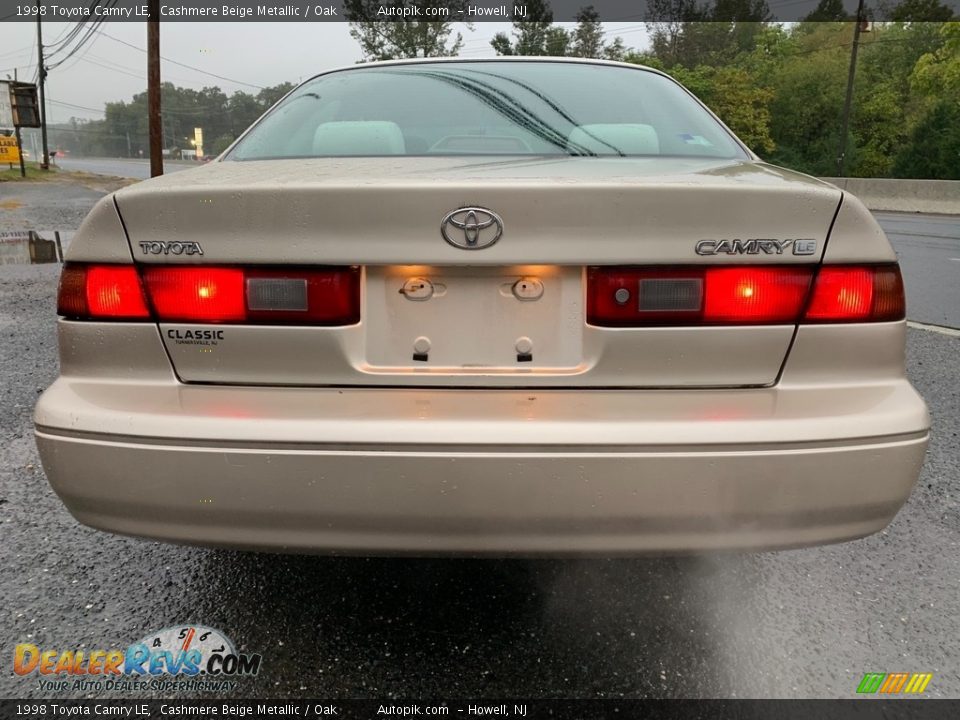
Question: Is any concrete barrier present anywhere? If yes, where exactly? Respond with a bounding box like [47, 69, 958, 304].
[820, 177, 960, 215]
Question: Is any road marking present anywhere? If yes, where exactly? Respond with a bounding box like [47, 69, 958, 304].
[908, 321, 960, 337]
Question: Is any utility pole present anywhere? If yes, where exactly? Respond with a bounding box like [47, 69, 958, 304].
[35, 0, 49, 170]
[836, 0, 866, 178]
[147, 0, 163, 177]
[13, 69, 26, 178]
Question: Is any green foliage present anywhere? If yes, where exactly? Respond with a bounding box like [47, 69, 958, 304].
[889, 0, 957, 22]
[803, 0, 850, 22]
[763, 23, 850, 174]
[670, 65, 776, 154]
[46, 82, 296, 159]
[633, 19, 959, 179]
[47, 19, 960, 181]
[910, 21, 960, 100]
[893, 99, 960, 179]
[490, 0, 556, 56]
[569, 6, 605, 58]
[344, 0, 472, 61]
[490, 2, 630, 59]
[211, 134, 237, 156]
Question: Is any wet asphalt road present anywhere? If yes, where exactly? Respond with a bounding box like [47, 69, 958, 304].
[882, 213, 960, 329]
[56, 157, 194, 180]
[0, 198, 958, 700]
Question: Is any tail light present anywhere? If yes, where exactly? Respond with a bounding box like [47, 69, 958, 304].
[587, 265, 904, 326]
[57, 265, 151, 320]
[57, 264, 360, 325]
[805, 265, 904, 323]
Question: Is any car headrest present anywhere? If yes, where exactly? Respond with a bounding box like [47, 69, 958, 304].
[312, 121, 406, 156]
[567, 124, 660, 155]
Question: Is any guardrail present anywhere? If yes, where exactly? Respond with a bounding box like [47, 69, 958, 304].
[820, 177, 960, 215]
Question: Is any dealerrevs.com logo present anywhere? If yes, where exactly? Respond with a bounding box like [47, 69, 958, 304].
[14, 625, 261, 693]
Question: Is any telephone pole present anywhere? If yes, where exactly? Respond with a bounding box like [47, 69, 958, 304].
[35, 0, 49, 170]
[836, 0, 866, 178]
[13, 70, 26, 178]
[148, 0, 163, 177]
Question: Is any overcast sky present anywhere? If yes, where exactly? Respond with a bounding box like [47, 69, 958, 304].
[0, 22, 651, 124]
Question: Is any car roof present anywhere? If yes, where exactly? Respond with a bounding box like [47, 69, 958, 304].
[299, 56, 666, 85]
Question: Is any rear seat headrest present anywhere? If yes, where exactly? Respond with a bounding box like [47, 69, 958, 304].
[312, 121, 406, 155]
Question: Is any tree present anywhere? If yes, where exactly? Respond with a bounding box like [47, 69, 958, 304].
[570, 6, 604, 58]
[764, 23, 850, 175]
[345, 0, 473, 61]
[603, 36, 629, 61]
[888, 0, 956, 21]
[910, 21, 960, 101]
[668, 65, 776, 154]
[647, 0, 770, 68]
[491, 2, 631, 59]
[893, 100, 960, 179]
[211, 133, 237, 156]
[490, 0, 558, 56]
[257, 82, 296, 109]
[802, 0, 850, 22]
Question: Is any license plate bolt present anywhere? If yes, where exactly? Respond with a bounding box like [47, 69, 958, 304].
[512, 277, 544, 301]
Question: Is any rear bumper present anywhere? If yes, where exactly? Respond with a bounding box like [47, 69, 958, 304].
[34, 381, 930, 555]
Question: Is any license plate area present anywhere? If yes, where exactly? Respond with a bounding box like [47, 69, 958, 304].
[364, 266, 584, 373]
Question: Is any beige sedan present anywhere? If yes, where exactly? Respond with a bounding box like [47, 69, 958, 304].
[34, 59, 929, 554]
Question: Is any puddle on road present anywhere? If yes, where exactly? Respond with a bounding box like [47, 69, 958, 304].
[0, 230, 64, 265]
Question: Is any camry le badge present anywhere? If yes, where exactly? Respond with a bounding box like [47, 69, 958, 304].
[695, 238, 817, 256]
[441, 207, 503, 250]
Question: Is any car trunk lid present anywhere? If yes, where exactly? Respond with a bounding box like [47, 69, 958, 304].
[114, 157, 842, 388]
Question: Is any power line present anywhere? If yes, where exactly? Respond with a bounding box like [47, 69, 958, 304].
[48, 21, 108, 70]
[45, 2, 109, 59]
[0, 45, 34, 61]
[100, 30, 265, 90]
[48, 98, 106, 114]
[71, 54, 145, 80]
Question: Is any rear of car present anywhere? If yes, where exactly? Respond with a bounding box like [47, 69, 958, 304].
[34, 59, 929, 554]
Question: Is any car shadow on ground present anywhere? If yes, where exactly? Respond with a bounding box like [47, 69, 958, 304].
[175, 549, 750, 697]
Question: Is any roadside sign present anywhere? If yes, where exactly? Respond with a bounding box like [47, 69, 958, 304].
[0, 135, 21, 164]
[0, 83, 12, 129]
[10, 83, 40, 128]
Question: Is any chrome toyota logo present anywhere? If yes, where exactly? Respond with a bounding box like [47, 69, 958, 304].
[441, 207, 503, 250]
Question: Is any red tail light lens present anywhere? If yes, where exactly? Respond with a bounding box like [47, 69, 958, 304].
[142, 267, 246, 322]
[805, 265, 904, 322]
[704, 267, 812, 323]
[57, 264, 150, 320]
[588, 266, 813, 326]
[58, 264, 360, 325]
[588, 264, 904, 326]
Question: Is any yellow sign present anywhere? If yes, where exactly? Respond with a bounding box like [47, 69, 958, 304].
[0, 136, 20, 164]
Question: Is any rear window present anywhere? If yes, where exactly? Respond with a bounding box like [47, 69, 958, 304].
[226, 61, 747, 161]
